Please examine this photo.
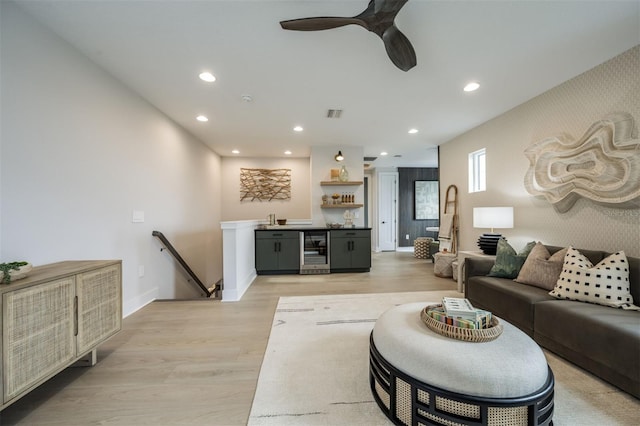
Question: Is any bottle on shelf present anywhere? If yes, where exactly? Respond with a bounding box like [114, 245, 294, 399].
[339, 165, 349, 182]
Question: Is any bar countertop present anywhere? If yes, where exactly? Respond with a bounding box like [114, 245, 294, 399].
[255, 226, 372, 231]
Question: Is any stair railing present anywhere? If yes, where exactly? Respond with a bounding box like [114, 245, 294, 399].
[152, 230, 216, 298]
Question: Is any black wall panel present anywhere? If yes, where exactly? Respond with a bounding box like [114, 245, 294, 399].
[398, 167, 439, 247]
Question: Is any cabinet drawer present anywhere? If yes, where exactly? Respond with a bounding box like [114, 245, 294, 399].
[330, 230, 370, 239]
[255, 230, 299, 240]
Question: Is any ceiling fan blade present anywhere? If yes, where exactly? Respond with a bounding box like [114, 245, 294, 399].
[280, 17, 363, 31]
[382, 25, 417, 71]
[280, 0, 417, 71]
[373, 0, 408, 15]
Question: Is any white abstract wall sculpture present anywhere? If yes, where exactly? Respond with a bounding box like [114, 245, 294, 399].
[524, 112, 640, 213]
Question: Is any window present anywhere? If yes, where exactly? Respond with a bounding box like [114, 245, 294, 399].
[468, 148, 486, 193]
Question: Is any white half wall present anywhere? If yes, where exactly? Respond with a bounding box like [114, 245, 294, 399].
[220, 220, 259, 302]
[1, 3, 223, 315]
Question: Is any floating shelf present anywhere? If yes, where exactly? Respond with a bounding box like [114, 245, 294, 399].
[321, 204, 363, 209]
[320, 181, 363, 186]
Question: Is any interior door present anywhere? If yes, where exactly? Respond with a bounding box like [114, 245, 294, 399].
[378, 172, 398, 251]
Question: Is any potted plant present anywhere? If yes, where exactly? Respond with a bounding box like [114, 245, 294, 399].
[0, 261, 33, 284]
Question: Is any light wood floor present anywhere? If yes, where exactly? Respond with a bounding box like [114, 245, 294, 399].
[1, 251, 457, 425]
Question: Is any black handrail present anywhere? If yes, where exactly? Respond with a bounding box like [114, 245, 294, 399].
[152, 230, 213, 298]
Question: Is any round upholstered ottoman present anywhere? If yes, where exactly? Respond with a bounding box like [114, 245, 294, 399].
[369, 303, 554, 426]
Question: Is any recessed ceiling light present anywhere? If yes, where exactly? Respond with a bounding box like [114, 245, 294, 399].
[380, 151, 388, 156]
[408, 128, 418, 134]
[232, 149, 240, 154]
[293, 126, 303, 132]
[199, 72, 216, 82]
[464, 81, 480, 92]
[284, 150, 292, 155]
[196, 115, 208, 122]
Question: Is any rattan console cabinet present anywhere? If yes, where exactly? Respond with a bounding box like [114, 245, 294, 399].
[0, 260, 122, 410]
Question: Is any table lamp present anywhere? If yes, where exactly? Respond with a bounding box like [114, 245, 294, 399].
[473, 207, 514, 255]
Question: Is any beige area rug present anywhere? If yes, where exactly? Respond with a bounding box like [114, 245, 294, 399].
[248, 291, 640, 425]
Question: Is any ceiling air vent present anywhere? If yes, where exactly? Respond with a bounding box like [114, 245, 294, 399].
[364, 156, 378, 162]
[326, 109, 343, 118]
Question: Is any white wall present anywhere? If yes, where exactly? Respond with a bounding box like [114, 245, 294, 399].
[0, 2, 223, 315]
[440, 46, 640, 257]
[221, 148, 365, 227]
[220, 157, 311, 221]
[310, 146, 365, 227]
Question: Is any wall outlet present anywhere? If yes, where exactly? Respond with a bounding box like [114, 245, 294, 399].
[405, 234, 410, 240]
[138, 265, 145, 277]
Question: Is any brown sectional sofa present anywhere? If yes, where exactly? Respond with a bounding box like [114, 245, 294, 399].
[464, 245, 640, 399]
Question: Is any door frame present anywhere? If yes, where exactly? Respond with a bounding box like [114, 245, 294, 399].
[376, 171, 398, 251]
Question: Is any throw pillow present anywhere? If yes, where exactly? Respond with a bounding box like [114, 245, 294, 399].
[488, 239, 536, 279]
[550, 247, 640, 310]
[515, 243, 568, 290]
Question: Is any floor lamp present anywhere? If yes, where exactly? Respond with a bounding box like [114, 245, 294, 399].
[473, 207, 514, 255]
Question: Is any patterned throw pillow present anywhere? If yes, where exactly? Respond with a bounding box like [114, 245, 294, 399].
[550, 247, 640, 310]
[488, 239, 536, 279]
[515, 242, 568, 290]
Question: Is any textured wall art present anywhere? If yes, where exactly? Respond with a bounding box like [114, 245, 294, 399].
[240, 168, 291, 201]
[524, 112, 640, 212]
[414, 180, 439, 220]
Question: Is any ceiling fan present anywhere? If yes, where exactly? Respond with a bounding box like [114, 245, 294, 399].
[279, 0, 416, 72]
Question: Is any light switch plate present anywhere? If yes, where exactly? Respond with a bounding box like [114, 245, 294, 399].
[132, 210, 145, 223]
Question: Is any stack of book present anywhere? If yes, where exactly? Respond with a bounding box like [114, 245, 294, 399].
[428, 297, 492, 329]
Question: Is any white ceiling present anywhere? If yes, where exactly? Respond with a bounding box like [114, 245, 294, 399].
[16, 0, 639, 168]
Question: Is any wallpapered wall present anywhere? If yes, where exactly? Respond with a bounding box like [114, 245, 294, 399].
[440, 46, 640, 257]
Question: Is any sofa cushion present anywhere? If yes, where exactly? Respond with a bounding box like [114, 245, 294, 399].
[515, 243, 567, 290]
[550, 248, 639, 310]
[488, 238, 535, 279]
[534, 299, 640, 398]
[466, 275, 555, 336]
[546, 245, 605, 265]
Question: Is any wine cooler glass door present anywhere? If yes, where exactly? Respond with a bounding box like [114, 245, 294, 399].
[300, 231, 330, 274]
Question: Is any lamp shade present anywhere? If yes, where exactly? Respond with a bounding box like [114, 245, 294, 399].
[473, 207, 514, 255]
[473, 207, 514, 230]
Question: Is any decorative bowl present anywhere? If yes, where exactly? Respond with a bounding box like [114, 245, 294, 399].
[420, 304, 503, 343]
[0, 262, 33, 284]
[277, 219, 287, 225]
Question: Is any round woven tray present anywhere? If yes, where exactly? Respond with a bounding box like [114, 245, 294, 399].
[420, 304, 503, 343]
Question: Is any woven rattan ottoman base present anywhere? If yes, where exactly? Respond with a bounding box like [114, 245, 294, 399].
[369, 303, 554, 426]
[369, 334, 554, 426]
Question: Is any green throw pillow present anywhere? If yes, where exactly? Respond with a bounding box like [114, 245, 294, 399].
[488, 238, 536, 279]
